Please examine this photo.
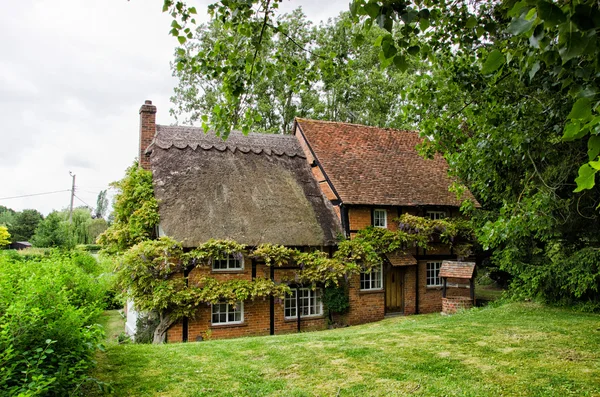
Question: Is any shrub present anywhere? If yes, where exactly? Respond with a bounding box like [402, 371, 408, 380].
[323, 284, 350, 317]
[0, 251, 108, 395]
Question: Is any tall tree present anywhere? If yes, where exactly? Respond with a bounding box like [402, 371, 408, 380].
[31, 212, 73, 249]
[170, 9, 417, 134]
[162, 0, 600, 305]
[8, 209, 43, 243]
[95, 190, 109, 219]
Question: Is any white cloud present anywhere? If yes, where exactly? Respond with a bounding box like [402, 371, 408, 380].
[0, 0, 349, 215]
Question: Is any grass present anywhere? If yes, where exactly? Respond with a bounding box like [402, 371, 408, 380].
[475, 284, 505, 301]
[98, 310, 126, 344]
[92, 303, 600, 396]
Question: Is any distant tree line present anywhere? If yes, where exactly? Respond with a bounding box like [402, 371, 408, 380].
[0, 190, 110, 249]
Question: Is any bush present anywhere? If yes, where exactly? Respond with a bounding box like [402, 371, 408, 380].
[0, 251, 109, 395]
[323, 284, 350, 317]
[76, 244, 102, 252]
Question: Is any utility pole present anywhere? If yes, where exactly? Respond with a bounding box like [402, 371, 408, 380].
[69, 171, 76, 224]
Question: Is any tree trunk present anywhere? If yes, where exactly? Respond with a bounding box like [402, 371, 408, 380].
[153, 312, 176, 344]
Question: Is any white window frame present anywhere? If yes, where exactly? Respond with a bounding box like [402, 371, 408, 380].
[426, 261, 443, 287]
[211, 302, 244, 325]
[360, 264, 383, 291]
[284, 288, 323, 319]
[427, 211, 446, 220]
[373, 209, 387, 228]
[212, 254, 244, 271]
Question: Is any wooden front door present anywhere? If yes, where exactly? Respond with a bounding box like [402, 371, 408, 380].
[385, 267, 404, 313]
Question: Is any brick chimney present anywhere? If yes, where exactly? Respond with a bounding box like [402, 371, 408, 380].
[139, 100, 157, 170]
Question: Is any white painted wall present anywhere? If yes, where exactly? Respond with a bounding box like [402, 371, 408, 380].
[125, 299, 138, 338]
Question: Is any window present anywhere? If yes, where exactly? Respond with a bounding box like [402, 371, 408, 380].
[427, 211, 446, 220]
[426, 261, 443, 287]
[284, 288, 323, 318]
[211, 302, 243, 324]
[360, 264, 383, 290]
[374, 209, 387, 228]
[212, 254, 243, 271]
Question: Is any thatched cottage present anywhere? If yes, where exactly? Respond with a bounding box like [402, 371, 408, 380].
[129, 100, 476, 342]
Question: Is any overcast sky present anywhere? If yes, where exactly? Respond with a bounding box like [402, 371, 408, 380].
[0, 0, 348, 215]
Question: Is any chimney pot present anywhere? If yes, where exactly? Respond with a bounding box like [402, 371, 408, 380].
[139, 99, 157, 170]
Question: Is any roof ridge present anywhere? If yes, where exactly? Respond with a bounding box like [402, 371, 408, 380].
[151, 125, 305, 158]
[295, 118, 418, 134]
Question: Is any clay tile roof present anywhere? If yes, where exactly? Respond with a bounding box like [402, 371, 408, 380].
[385, 251, 417, 267]
[439, 261, 476, 279]
[149, 125, 342, 247]
[295, 118, 478, 207]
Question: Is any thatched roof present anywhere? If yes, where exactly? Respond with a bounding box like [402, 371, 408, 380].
[148, 126, 342, 247]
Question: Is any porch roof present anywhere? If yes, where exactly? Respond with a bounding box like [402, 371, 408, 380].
[440, 260, 476, 279]
[385, 251, 417, 267]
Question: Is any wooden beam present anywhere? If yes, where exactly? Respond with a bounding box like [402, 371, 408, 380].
[442, 277, 447, 298]
[296, 287, 301, 333]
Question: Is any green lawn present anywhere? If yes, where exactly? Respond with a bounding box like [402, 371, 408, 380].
[92, 303, 600, 396]
[97, 309, 126, 344]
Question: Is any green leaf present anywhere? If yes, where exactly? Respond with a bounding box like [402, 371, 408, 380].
[529, 61, 540, 81]
[508, 1, 528, 18]
[393, 55, 408, 72]
[465, 16, 477, 29]
[537, 1, 566, 26]
[574, 163, 598, 192]
[382, 41, 397, 59]
[188, 7, 197, 14]
[407, 45, 420, 56]
[177, 36, 187, 45]
[481, 50, 505, 74]
[364, 3, 380, 19]
[374, 35, 384, 47]
[507, 15, 535, 35]
[588, 135, 600, 160]
[559, 32, 587, 63]
[562, 121, 587, 141]
[568, 98, 592, 120]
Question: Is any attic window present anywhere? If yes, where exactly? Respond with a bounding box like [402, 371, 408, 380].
[427, 211, 446, 220]
[212, 254, 243, 271]
[373, 209, 387, 228]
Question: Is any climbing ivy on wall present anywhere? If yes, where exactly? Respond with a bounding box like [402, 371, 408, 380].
[118, 215, 474, 343]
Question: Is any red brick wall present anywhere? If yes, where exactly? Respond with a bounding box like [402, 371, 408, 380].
[139, 100, 156, 170]
[166, 257, 327, 342]
[345, 273, 385, 325]
[403, 261, 471, 315]
[442, 296, 473, 314]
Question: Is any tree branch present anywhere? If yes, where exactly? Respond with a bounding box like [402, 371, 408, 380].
[266, 23, 327, 59]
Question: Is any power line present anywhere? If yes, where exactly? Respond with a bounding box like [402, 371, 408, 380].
[0, 190, 71, 201]
[73, 194, 94, 211]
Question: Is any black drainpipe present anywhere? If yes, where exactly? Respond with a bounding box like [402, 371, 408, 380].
[296, 286, 301, 333]
[415, 263, 420, 315]
[341, 204, 350, 238]
[269, 265, 275, 335]
[182, 264, 192, 342]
